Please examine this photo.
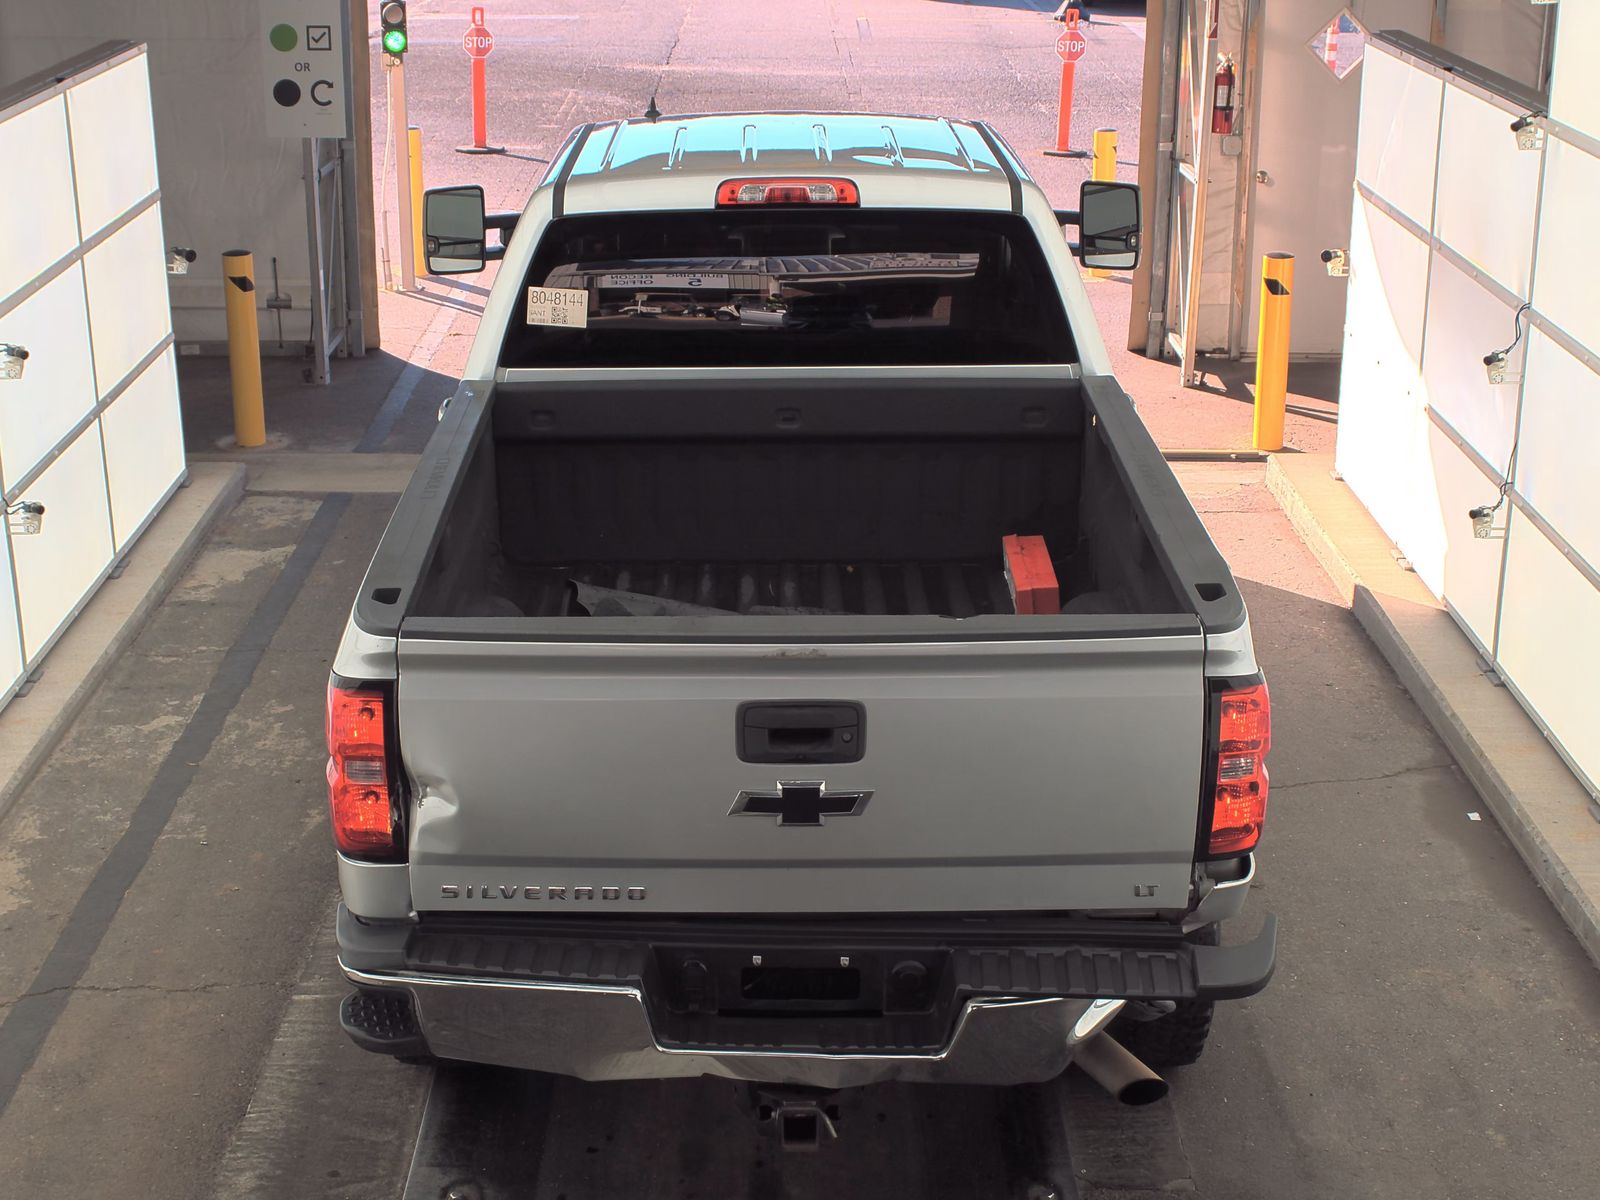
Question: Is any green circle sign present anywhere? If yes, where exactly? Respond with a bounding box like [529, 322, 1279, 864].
[269, 23, 298, 52]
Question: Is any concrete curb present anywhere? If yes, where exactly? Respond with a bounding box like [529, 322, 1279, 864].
[1266, 454, 1600, 970]
[0, 461, 246, 827]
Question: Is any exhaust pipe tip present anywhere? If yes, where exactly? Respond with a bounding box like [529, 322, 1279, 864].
[1115, 1075, 1170, 1106]
[1072, 1031, 1169, 1106]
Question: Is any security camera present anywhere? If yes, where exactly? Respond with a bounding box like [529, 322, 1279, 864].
[1482, 350, 1518, 386]
[167, 246, 198, 275]
[5, 500, 44, 537]
[1320, 248, 1349, 277]
[1467, 504, 1502, 540]
[0, 343, 28, 380]
[1510, 114, 1544, 151]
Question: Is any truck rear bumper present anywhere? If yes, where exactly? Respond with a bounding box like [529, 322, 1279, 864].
[336, 907, 1275, 1087]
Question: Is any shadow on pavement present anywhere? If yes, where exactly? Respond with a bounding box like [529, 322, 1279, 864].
[178, 351, 458, 456]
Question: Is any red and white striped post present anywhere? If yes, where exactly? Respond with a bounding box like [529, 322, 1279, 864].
[456, 7, 505, 155]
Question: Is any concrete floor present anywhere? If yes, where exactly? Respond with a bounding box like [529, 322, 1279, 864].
[1, 2, 1597, 1197]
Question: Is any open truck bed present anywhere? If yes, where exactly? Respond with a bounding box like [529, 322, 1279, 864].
[366, 374, 1243, 640]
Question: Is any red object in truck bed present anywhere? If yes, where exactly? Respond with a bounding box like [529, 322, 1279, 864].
[1002, 534, 1059, 615]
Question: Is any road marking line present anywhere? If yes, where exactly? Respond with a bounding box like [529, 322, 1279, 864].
[356, 299, 458, 454]
[0, 496, 350, 1118]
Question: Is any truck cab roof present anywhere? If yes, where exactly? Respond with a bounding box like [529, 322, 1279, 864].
[548, 112, 1025, 215]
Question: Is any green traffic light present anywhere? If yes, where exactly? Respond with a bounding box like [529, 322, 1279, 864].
[383, 29, 408, 55]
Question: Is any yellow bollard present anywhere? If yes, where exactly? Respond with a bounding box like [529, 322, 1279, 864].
[1089, 128, 1118, 279]
[221, 249, 266, 448]
[1253, 253, 1294, 452]
[409, 125, 426, 276]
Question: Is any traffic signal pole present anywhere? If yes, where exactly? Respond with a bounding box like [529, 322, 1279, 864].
[381, 2, 417, 291]
[389, 56, 416, 291]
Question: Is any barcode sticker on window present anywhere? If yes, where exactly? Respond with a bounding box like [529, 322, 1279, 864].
[527, 287, 589, 328]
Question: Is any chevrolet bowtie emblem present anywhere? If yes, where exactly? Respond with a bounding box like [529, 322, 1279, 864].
[730, 781, 873, 827]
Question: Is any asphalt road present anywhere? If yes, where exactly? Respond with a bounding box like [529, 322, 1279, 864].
[1, 3, 1598, 1198]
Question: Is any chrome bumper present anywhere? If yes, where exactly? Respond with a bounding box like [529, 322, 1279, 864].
[341, 963, 1108, 1088]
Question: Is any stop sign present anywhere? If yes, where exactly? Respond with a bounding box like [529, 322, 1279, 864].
[1056, 28, 1088, 63]
[463, 25, 494, 58]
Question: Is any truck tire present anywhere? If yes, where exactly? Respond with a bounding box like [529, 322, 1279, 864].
[1110, 925, 1218, 1069]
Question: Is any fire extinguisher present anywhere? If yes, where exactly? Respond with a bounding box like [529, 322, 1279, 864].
[1212, 56, 1237, 135]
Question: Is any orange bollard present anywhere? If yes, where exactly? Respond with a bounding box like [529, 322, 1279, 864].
[1044, 10, 1090, 159]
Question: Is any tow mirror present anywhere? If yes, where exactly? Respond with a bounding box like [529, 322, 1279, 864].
[424, 185, 487, 274]
[1077, 180, 1141, 271]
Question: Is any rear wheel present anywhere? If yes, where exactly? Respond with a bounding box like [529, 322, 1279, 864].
[1110, 925, 1218, 1069]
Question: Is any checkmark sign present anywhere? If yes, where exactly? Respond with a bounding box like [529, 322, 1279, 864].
[307, 25, 332, 51]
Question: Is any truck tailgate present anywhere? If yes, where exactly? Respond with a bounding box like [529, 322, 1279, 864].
[398, 632, 1206, 915]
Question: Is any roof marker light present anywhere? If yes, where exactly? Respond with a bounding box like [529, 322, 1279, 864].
[715, 178, 860, 207]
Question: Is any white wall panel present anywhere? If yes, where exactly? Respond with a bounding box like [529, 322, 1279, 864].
[81, 204, 169, 398]
[64, 56, 159, 239]
[0, 10, 327, 345]
[1355, 45, 1443, 228]
[1496, 516, 1600, 792]
[0, 537, 23, 698]
[100, 347, 184, 550]
[1420, 253, 1519, 472]
[1434, 87, 1541, 298]
[1531, 135, 1600, 355]
[1425, 421, 1506, 647]
[0, 96, 78, 301]
[1513, 331, 1600, 574]
[0, 264, 95, 487]
[1336, 197, 1434, 558]
[1549, 0, 1600, 140]
[8, 423, 113, 662]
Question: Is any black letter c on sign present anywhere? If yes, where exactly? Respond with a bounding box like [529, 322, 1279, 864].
[311, 79, 334, 107]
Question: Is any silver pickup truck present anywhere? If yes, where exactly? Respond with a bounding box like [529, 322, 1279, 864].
[328, 112, 1275, 1126]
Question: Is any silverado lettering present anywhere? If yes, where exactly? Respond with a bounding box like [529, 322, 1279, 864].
[438, 885, 646, 900]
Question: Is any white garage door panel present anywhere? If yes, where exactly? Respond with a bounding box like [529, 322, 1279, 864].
[101, 347, 185, 550]
[1496, 517, 1600, 794]
[0, 538, 22, 698]
[9, 424, 114, 662]
[82, 205, 171, 400]
[1336, 197, 1433, 557]
[1513, 332, 1600, 575]
[1426, 421, 1505, 649]
[1532, 136, 1600, 356]
[1420, 253, 1519, 472]
[0, 265, 96, 488]
[1355, 47, 1442, 229]
[0, 96, 79, 301]
[1434, 87, 1541, 299]
[66, 57, 160, 239]
[1548, 0, 1600, 139]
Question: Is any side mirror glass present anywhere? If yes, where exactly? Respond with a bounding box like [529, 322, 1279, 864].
[1079, 180, 1141, 271]
[424, 185, 487, 274]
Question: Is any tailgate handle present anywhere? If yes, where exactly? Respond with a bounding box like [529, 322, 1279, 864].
[738, 702, 864, 764]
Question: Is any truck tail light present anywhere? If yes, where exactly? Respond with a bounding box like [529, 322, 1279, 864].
[1208, 683, 1271, 857]
[326, 681, 403, 860]
[715, 177, 860, 207]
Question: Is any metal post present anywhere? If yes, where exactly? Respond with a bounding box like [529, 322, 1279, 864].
[390, 57, 416, 291]
[303, 138, 333, 385]
[1144, 0, 1182, 359]
[222, 250, 266, 448]
[409, 125, 426, 276]
[1089, 128, 1118, 279]
[339, 137, 366, 357]
[1177, 0, 1219, 387]
[1252, 253, 1293, 452]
